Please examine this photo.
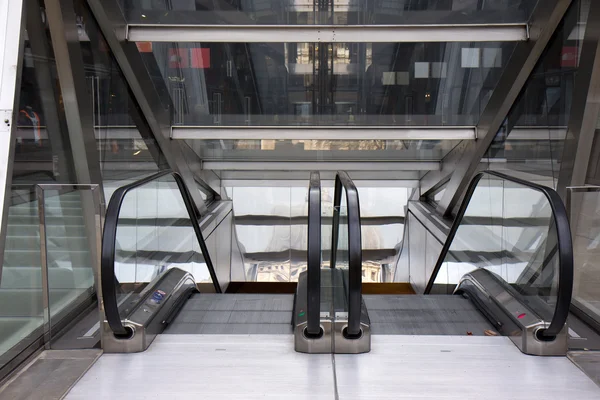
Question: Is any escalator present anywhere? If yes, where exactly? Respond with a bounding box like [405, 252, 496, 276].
[100, 168, 573, 357]
[314, 169, 573, 356]
[100, 170, 321, 352]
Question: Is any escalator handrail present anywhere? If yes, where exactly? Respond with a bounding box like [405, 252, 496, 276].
[330, 171, 362, 337]
[306, 171, 321, 336]
[425, 170, 573, 338]
[101, 170, 221, 336]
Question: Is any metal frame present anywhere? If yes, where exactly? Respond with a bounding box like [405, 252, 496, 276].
[126, 24, 529, 43]
[84, 0, 214, 216]
[0, 0, 25, 286]
[203, 161, 439, 171]
[35, 184, 103, 349]
[420, 0, 574, 216]
[171, 126, 476, 141]
[330, 171, 362, 337]
[101, 170, 221, 337]
[425, 170, 573, 339]
[556, 0, 600, 199]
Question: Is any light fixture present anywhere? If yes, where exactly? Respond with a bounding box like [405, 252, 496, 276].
[133, 150, 141, 156]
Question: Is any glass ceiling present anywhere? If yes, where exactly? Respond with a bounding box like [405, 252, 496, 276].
[137, 41, 517, 127]
[119, 0, 539, 25]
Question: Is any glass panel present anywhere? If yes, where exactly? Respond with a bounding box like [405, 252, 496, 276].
[120, 0, 538, 25]
[75, 1, 168, 188]
[114, 174, 212, 319]
[434, 174, 559, 319]
[230, 187, 292, 282]
[42, 189, 97, 337]
[0, 0, 76, 370]
[358, 187, 408, 282]
[334, 200, 350, 305]
[570, 188, 600, 324]
[483, 0, 585, 188]
[0, 187, 44, 367]
[137, 41, 515, 126]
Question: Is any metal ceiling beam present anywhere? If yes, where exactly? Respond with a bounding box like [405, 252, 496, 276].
[421, 0, 573, 216]
[222, 179, 420, 188]
[126, 24, 529, 43]
[204, 161, 439, 171]
[171, 126, 476, 141]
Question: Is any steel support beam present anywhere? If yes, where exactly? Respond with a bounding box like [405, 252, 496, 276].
[171, 126, 476, 141]
[85, 0, 211, 215]
[45, 0, 104, 188]
[203, 161, 439, 171]
[126, 24, 529, 43]
[422, 0, 573, 217]
[0, 0, 25, 285]
[556, 0, 600, 198]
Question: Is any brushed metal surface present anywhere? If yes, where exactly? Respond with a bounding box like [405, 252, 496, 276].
[67, 335, 335, 399]
[335, 336, 600, 400]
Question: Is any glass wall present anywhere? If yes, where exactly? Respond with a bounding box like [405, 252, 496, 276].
[226, 184, 409, 282]
[136, 41, 515, 126]
[75, 0, 168, 190]
[482, 0, 586, 188]
[569, 187, 600, 328]
[119, 0, 538, 25]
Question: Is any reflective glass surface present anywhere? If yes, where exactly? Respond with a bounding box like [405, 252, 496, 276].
[114, 174, 213, 320]
[0, 188, 43, 368]
[228, 184, 408, 282]
[434, 174, 560, 319]
[42, 188, 98, 337]
[120, 0, 538, 25]
[0, 1, 78, 370]
[188, 139, 460, 161]
[483, 1, 585, 187]
[137, 41, 514, 126]
[569, 188, 600, 327]
[76, 1, 168, 186]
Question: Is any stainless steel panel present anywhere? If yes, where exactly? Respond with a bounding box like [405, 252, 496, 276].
[456, 268, 568, 356]
[102, 268, 197, 353]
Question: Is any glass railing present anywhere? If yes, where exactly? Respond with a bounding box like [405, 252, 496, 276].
[0, 184, 101, 377]
[427, 170, 573, 339]
[567, 186, 600, 330]
[330, 171, 362, 337]
[101, 170, 220, 337]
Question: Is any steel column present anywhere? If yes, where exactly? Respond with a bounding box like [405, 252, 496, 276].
[0, 0, 25, 284]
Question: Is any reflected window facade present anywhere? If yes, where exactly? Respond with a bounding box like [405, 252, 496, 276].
[227, 185, 409, 282]
[75, 0, 168, 186]
[137, 41, 515, 127]
[483, 0, 585, 188]
[119, 0, 538, 25]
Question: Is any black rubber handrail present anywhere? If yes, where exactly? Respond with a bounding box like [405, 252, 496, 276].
[101, 170, 221, 336]
[330, 171, 362, 337]
[425, 170, 573, 338]
[306, 171, 321, 336]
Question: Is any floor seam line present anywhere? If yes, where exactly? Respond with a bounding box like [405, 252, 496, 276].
[331, 353, 339, 400]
